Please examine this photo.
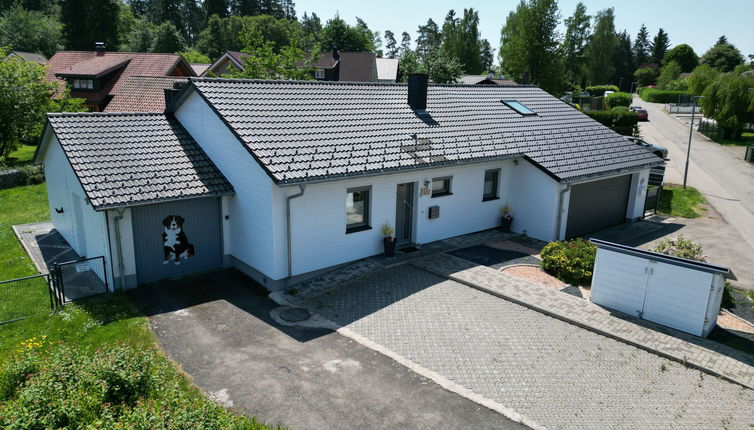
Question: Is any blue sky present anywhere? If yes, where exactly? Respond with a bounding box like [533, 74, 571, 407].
[295, 0, 754, 60]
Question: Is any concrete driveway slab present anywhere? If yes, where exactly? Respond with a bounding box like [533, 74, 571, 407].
[129, 269, 524, 430]
[298, 264, 754, 430]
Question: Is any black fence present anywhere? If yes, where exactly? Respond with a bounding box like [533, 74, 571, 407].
[51, 256, 108, 304]
[644, 185, 663, 217]
[0, 274, 54, 325]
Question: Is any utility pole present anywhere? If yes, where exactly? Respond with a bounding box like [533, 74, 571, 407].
[683, 96, 704, 189]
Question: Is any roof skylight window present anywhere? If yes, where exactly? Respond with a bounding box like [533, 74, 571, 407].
[502, 100, 536, 116]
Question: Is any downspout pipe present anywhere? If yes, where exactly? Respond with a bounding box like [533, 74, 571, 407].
[113, 209, 126, 291]
[286, 185, 306, 278]
[555, 183, 571, 241]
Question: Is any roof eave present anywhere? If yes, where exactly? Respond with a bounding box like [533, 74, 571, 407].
[93, 190, 236, 212]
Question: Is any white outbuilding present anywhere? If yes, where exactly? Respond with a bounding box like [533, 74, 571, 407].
[590, 239, 733, 337]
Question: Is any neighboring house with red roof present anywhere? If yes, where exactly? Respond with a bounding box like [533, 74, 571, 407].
[104, 76, 188, 112]
[45, 43, 196, 112]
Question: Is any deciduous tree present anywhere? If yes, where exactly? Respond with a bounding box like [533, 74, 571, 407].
[584, 7, 616, 85]
[227, 25, 310, 80]
[700, 36, 744, 72]
[700, 73, 754, 138]
[561, 2, 590, 86]
[61, 0, 121, 50]
[0, 5, 62, 57]
[319, 15, 374, 52]
[663, 44, 698, 72]
[656, 61, 681, 89]
[687, 64, 720, 95]
[151, 21, 186, 53]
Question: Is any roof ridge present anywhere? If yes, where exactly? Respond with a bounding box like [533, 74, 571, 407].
[189, 77, 537, 88]
[52, 51, 182, 57]
[47, 112, 165, 118]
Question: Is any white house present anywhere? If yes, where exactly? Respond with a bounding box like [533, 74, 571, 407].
[37, 75, 663, 291]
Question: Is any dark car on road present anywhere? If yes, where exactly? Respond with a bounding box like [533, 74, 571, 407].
[625, 136, 668, 159]
[630, 105, 649, 121]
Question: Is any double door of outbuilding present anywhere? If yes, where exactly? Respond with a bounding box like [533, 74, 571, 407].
[131, 197, 223, 284]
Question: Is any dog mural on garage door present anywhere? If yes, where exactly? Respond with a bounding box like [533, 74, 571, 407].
[162, 215, 195, 265]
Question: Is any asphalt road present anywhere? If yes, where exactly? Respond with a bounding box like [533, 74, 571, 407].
[637, 97, 754, 289]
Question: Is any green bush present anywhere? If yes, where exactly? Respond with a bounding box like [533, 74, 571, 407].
[585, 107, 638, 135]
[637, 87, 691, 103]
[17, 164, 44, 185]
[721, 282, 735, 309]
[605, 92, 632, 108]
[0, 344, 268, 429]
[650, 235, 706, 262]
[585, 85, 619, 96]
[540, 238, 597, 286]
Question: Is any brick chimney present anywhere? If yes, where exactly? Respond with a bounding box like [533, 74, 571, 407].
[95, 42, 106, 56]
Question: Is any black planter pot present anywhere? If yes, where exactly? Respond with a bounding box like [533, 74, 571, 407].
[383, 237, 396, 258]
[501, 217, 513, 233]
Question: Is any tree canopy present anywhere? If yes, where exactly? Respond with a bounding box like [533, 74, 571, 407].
[633, 24, 650, 66]
[700, 72, 754, 137]
[649, 28, 670, 65]
[663, 44, 698, 72]
[0, 5, 62, 57]
[318, 15, 374, 52]
[561, 2, 590, 86]
[700, 36, 744, 72]
[584, 8, 617, 85]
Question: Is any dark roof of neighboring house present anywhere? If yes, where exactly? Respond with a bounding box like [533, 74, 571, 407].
[308, 51, 339, 69]
[459, 75, 518, 85]
[184, 78, 663, 185]
[190, 63, 210, 76]
[105, 76, 188, 112]
[226, 50, 249, 65]
[203, 51, 249, 76]
[8, 51, 47, 64]
[45, 51, 195, 103]
[44, 112, 233, 210]
[56, 56, 131, 78]
[338, 52, 376, 82]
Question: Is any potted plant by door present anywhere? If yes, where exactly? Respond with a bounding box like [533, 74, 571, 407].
[501, 205, 513, 233]
[382, 223, 396, 258]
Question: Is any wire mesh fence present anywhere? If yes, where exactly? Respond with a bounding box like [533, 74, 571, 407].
[0, 274, 53, 325]
[52, 256, 108, 304]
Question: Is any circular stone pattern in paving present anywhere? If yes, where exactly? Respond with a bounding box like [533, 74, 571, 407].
[279, 307, 311, 322]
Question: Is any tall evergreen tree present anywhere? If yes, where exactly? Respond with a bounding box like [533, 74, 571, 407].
[612, 30, 634, 91]
[499, 0, 564, 93]
[415, 18, 441, 60]
[584, 7, 616, 84]
[299, 12, 321, 51]
[384, 30, 397, 58]
[399, 31, 411, 55]
[561, 2, 590, 86]
[633, 24, 650, 66]
[204, 0, 228, 18]
[650, 28, 670, 64]
[61, 0, 121, 50]
[442, 8, 484, 74]
[480, 39, 493, 72]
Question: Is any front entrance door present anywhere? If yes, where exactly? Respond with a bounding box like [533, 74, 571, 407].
[395, 183, 414, 246]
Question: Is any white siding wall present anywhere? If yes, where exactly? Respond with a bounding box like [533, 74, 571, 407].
[41, 136, 112, 287]
[174, 91, 279, 278]
[505, 160, 562, 241]
[278, 159, 562, 277]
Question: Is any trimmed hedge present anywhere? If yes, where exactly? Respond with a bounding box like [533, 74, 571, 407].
[0, 165, 44, 190]
[637, 87, 691, 103]
[586, 85, 619, 96]
[605, 92, 632, 108]
[584, 107, 638, 136]
[540, 239, 597, 286]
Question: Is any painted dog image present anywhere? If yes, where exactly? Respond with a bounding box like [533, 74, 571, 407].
[162, 215, 195, 265]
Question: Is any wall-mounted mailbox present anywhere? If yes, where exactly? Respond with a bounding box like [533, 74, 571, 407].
[428, 205, 440, 219]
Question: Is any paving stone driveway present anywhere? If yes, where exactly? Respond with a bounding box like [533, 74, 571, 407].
[299, 265, 754, 430]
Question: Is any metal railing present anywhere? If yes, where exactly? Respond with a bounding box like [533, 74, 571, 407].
[51, 256, 108, 304]
[0, 274, 54, 325]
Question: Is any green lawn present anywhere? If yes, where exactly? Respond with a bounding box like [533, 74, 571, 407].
[657, 184, 706, 218]
[0, 184, 277, 429]
[2, 144, 37, 166]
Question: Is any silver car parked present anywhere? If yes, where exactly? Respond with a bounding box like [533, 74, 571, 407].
[625, 136, 668, 160]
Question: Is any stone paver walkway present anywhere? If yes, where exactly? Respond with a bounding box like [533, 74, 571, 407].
[12, 222, 78, 274]
[297, 264, 754, 430]
[410, 253, 754, 389]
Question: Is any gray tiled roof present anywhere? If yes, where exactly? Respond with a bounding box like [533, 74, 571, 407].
[46, 113, 233, 210]
[189, 78, 663, 184]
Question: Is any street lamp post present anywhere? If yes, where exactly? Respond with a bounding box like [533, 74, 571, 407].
[683, 96, 704, 189]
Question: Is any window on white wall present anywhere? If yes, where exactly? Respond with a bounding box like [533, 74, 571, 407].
[483, 169, 500, 201]
[346, 186, 371, 233]
[431, 176, 452, 197]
